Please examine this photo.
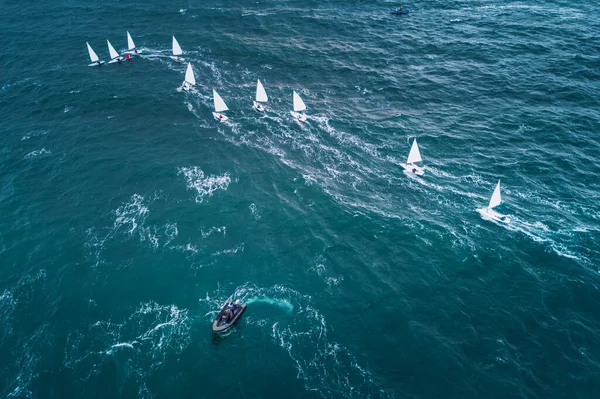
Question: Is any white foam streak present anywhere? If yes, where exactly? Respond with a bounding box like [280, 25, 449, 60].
[178, 166, 232, 203]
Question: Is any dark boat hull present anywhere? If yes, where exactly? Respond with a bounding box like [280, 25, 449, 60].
[212, 298, 246, 333]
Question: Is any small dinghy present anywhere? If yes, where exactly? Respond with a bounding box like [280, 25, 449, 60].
[86, 42, 105, 66]
[126, 31, 141, 54]
[182, 63, 196, 91]
[107, 40, 125, 63]
[391, 8, 409, 15]
[253, 79, 268, 112]
[213, 90, 229, 121]
[479, 180, 511, 224]
[212, 297, 246, 333]
[290, 90, 307, 121]
[404, 138, 424, 176]
[172, 36, 184, 62]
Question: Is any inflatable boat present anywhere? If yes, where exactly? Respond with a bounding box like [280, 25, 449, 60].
[212, 297, 246, 333]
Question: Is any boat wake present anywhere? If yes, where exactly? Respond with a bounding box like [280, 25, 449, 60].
[200, 284, 392, 398]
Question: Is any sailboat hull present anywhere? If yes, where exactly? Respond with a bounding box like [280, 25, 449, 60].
[478, 208, 511, 224]
[213, 112, 228, 122]
[108, 56, 125, 64]
[88, 61, 105, 67]
[404, 164, 424, 176]
[171, 56, 185, 62]
[253, 101, 265, 112]
[290, 111, 307, 121]
[182, 82, 194, 91]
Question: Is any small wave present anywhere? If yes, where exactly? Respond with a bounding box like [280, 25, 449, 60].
[201, 226, 226, 238]
[211, 244, 244, 257]
[114, 194, 149, 235]
[64, 300, 191, 394]
[21, 130, 48, 141]
[249, 203, 261, 219]
[24, 148, 50, 159]
[178, 166, 232, 203]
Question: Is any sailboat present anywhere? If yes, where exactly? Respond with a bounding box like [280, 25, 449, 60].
[213, 90, 229, 121]
[126, 31, 140, 54]
[107, 40, 125, 63]
[404, 138, 424, 176]
[172, 36, 184, 62]
[290, 91, 307, 121]
[86, 42, 104, 66]
[479, 180, 511, 224]
[253, 79, 268, 112]
[182, 63, 196, 91]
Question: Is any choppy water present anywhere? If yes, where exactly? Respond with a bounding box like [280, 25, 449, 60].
[1, 0, 600, 398]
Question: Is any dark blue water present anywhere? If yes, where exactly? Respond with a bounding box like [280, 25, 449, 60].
[1, 1, 600, 398]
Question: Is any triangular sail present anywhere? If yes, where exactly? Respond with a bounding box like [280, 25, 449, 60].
[256, 79, 268, 102]
[127, 31, 135, 50]
[107, 40, 119, 59]
[213, 90, 229, 112]
[86, 42, 99, 62]
[293, 91, 306, 112]
[407, 138, 422, 164]
[184, 63, 196, 86]
[172, 36, 183, 56]
[488, 180, 503, 209]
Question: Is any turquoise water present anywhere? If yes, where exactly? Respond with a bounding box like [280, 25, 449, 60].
[1, 0, 600, 397]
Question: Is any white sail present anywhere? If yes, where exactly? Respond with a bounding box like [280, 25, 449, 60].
[172, 36, 183, 56]
[488, 180, 503, 209]
[213, 90, 229, 112]
[256, 79, 268, 103]
[407, 138, 422, 164]
[107, 40, 119, 59]
[86, 42, 99, 62]
[184, 63, 196, 86]
[293, 91, 306, 112]
[127, 31, 135, 51]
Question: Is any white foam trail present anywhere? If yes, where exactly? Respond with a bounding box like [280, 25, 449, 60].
[201, 284, 391, 397]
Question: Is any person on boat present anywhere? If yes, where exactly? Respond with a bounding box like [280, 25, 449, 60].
[219, 115, 223, 120]
[228, 303, 235, 315]
[412, 168, 417, 173]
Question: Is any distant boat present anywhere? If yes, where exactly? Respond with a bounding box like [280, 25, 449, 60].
[86, 42, 105, 66]
[290, 90, 307, 121]
[107, 40, 125, 63]
[253, 79, 268, 112]
[404, 138, 424, 176]
[480, 180, 511, 224]
[126, 31, 140, 54]
[213, 90, 229, 121]
[172, 36, 184, 62]
[182, 63, 196, 91]
[391, 8, 409, 15]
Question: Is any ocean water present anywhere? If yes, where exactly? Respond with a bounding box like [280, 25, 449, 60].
[1, 0, 600, 397]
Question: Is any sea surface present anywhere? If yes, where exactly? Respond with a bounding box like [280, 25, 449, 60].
[1, 0, 600, 398]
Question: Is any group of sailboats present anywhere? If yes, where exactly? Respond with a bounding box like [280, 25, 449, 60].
[86, 33, 510, 225]
[402, 138, 510, 224]
[180, 64, 307, 122]
[86, 32, 140, 66]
